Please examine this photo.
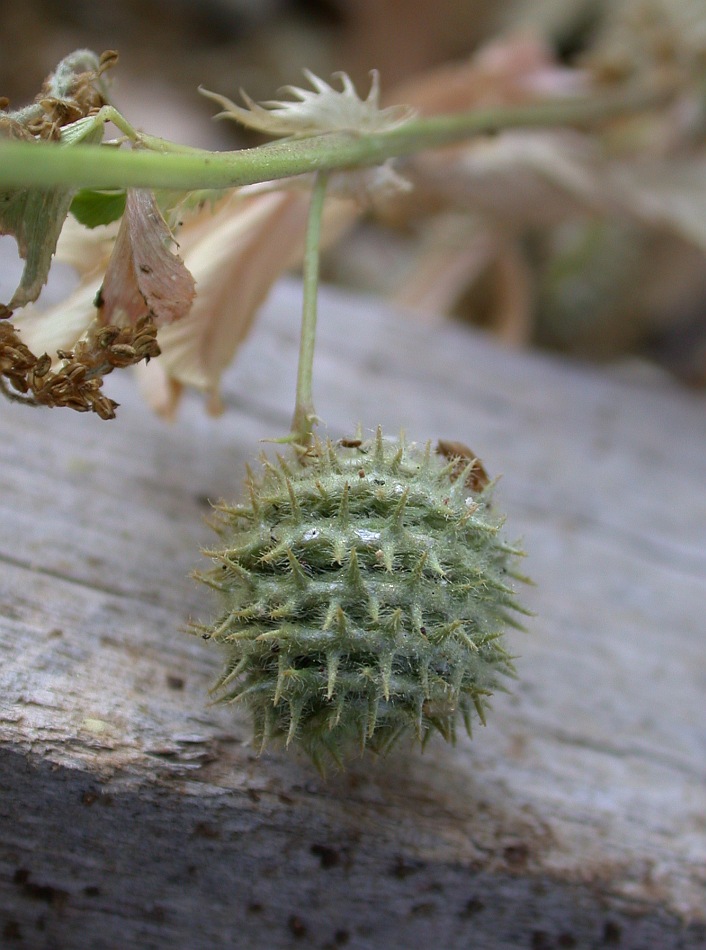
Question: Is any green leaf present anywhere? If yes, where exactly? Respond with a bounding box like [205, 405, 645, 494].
[70, 189, 126, 228]
[0, 50, 108, 313]
[0, 186, 77, 313]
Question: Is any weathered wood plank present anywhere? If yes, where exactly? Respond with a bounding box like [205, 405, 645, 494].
[1, 278, 705, 949]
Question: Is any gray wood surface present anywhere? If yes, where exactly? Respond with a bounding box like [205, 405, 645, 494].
[1, 277, 705, 949]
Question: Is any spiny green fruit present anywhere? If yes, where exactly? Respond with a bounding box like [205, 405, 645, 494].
[195, 429, 527, 771]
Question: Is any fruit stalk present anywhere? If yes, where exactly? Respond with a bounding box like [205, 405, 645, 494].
[290, 170, 329, 447]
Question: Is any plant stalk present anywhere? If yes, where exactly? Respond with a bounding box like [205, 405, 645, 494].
[0, 86, 668, 192]
[290, 170, 328, 446]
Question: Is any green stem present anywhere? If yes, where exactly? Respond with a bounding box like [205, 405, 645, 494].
[290, 170, 328, 446]
[96, 106, 211, 154]
[0, 86, 666, 192]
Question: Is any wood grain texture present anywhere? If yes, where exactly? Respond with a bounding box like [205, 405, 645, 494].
[1, 278, 705, 949]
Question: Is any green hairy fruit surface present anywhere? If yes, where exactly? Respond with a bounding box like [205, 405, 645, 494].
[196, 430, 528, 770]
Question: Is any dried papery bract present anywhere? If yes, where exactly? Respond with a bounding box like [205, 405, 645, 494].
[136, 187, 356, 418]
[98, 189, 195, 328]
[200, 69, 416, 138]
[137, 189, 310, 417]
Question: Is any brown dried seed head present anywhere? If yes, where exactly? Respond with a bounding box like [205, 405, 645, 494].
[137, 340, 160, 361]
[6, 375, 29, 394]
[107, 343, 138, 366]
[93, 395, 118, 420]
[96, 326, 122, 348]
[32, 354, 52, 378]
[65, 363, 88, 382]
[2, 303, 157, 419]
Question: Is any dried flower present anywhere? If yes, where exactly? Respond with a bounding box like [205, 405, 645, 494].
[7, 184, 353, 418]
[135, 187, 352, 417]
[136, 189, 310, 417]
[200, 69, 416, 139]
